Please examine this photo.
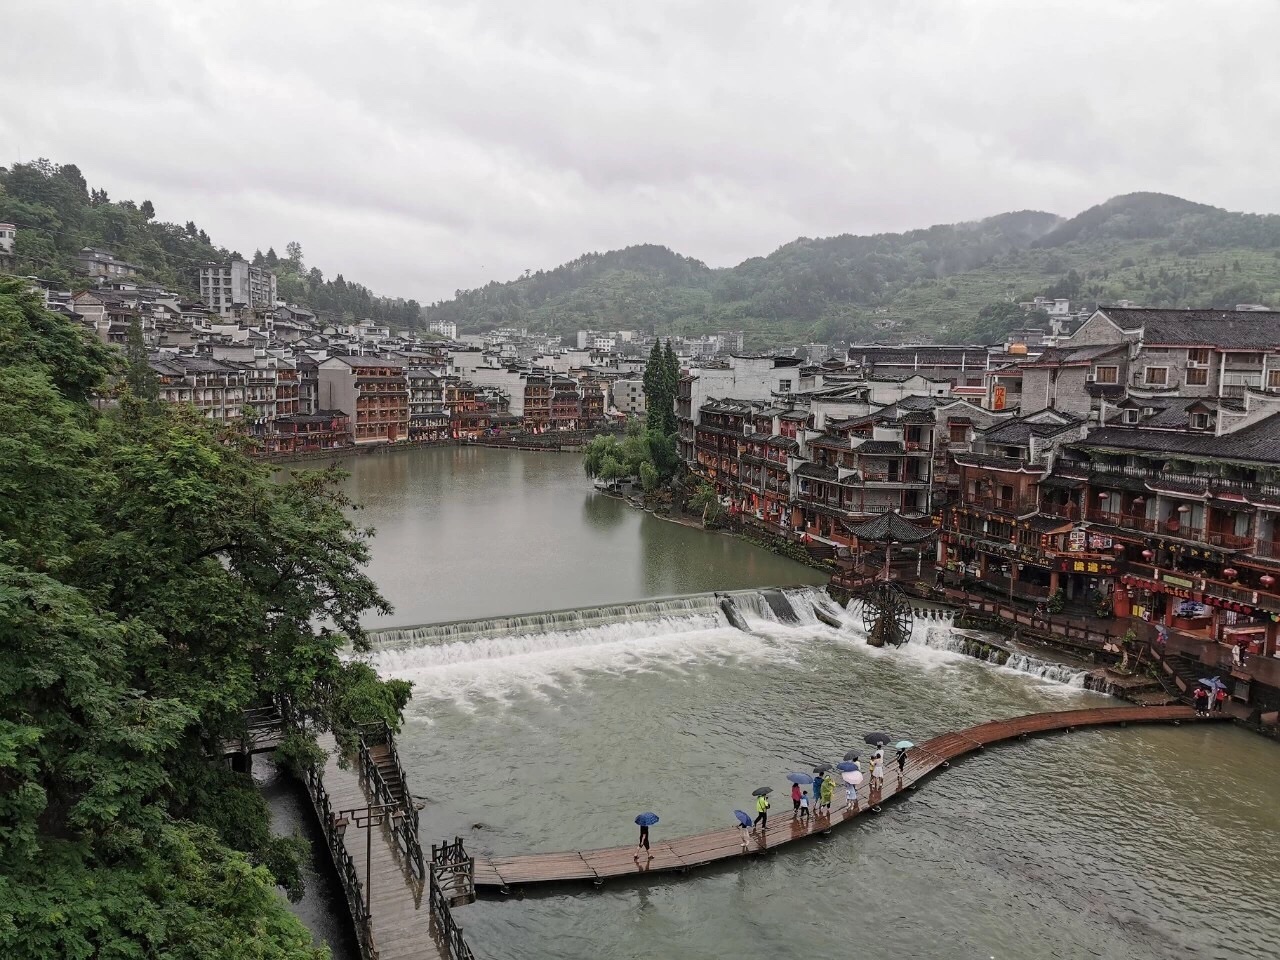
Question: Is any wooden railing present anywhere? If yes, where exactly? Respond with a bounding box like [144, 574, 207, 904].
[357, 721, 425, 880]
[430, 838, 477, 960]
[304, 764, 379, 959]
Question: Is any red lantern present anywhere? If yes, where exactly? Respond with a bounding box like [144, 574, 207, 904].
[1112, 542, 1125, 553]
[1261, 575, 1275, 588]
[1223, 567, 1238, 580]
[1142, 549, 1154, 560]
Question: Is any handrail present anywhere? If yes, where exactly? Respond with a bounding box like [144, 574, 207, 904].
[429, 837, 477, 960]
[356, 721, 425, 879]
[304, 763, 379, 959]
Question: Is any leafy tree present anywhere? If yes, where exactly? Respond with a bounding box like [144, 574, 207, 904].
[687, 482, 722, 524]
[0, 284, 410, 957]
[123, 316, 159, 407]
[140, 199, 155, 220]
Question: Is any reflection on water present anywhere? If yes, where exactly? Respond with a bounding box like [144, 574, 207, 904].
[284, 446, 825, 626]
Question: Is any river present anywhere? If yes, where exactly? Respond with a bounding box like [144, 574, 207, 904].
[281, 447, 1280, 960]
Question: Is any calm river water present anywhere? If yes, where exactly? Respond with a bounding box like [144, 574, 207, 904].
[282, 447, 1280, 960]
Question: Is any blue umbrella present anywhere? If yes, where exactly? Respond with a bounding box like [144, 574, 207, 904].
[836, 760, 858, 772]
[634, 812, 659, 827]
[786, 772, 814, 785]
[733, 810, 752, 827]
[1199, 676, 1226, 693]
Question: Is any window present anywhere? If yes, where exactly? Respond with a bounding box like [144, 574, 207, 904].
[1191, 413, 1210, 430]
[1094, 365, 1119, 384]
[778, 379, 792, 392]
[1186, 367, 1208, 386]
[1123, 409, 1140, 424]
[1144, 367, 1168, 385]
[1268, 370, 1280, 390]
[1187, 348, 1211, 365]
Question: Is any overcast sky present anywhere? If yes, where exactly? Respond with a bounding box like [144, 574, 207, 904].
[5, 1, 1280, 303]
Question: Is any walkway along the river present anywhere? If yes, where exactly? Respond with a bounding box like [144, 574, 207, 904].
[300, 722, 479, 960]
[473, 705, 1224, 892]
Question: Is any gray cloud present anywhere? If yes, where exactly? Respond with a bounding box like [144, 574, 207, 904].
[4, 0, 1279, 303]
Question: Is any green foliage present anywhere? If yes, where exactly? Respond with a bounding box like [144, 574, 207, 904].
[1, 160, 421, 330]
[0, 284, 410, 956]
[687, 482, 723, 524]
[425, 193, 1280, 349]
[639, 461, 660, 494]
[582, 421, 680, 487]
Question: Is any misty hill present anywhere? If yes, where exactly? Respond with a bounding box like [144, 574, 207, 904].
[0, 159, 422, 328]
[428, 193, 1280, 349]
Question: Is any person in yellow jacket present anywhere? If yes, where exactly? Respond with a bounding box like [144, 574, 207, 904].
[752, 792, 770, 831]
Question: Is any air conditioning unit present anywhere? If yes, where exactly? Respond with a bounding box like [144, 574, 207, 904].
[1085, 374, 1097, 382]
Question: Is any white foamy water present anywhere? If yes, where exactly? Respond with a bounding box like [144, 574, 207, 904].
[362, 588, 1099, 714]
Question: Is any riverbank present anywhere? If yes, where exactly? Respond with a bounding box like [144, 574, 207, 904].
[260, 426, 625, 465]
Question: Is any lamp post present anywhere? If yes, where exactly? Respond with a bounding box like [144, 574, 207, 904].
[336, 802, 405, 918]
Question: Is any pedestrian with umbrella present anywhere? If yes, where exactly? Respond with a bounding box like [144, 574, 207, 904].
[838, 763, 864, 810]
[811, 768, 826, 816]
[634, 812, 658, 861]
[871, 755, 885, 798]
[895, 740, 913, 786]
[752, 787, 772, 832]
[733, 810, 753, 850]
[1192, 685, 1208, 716]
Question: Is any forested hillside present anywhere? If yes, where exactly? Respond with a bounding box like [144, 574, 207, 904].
[427, 194, 1280, 349]
[0, 159, 422, 328]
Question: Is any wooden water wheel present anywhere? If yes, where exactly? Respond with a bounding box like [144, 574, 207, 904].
[859, 580, 914, 648]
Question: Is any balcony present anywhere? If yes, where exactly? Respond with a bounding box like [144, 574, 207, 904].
[966, 495, 1023, 516]
[1205, 530, 1256, 551]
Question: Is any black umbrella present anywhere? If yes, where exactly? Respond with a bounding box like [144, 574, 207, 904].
[864, 732, 891, 747]
[812, 763, 833, 774]
[751, 786, 773, 797]
[843, 750, 861, 761]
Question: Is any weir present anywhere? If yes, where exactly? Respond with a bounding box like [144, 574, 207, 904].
[366, 586, 827, 650]
[363, 586, 1115, 695]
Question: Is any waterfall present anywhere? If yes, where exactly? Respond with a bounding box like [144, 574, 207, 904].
[916, 625, 1089, 688]
[370, 595, 725, 650]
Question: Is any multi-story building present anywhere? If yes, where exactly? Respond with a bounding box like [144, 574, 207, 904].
[426, 319, 457, 340]
[611, 378, 646, 416]
[408, 369, 450, 442]
[295, 355, 320, 415]
[1039, 397, 1280, 656]
[149, 356, 247, 420]
[199, 259, 277, 317]
[274, 410, 351, 454]
[677, 355, 806, 463]
[0, 222, 15, 266]
[939, 410, 1087, 601]
[523, 375, 553, 432]
[551, 376, 581, 430]
[580, 380, 606, 427]
[74, 246, 141, 279]
[1022, 307, 1280, 420]
[317, 355, 409, 444]
[446, 380, 490, 439]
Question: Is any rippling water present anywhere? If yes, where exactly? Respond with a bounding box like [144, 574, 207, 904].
[376, 604, 1280, 960]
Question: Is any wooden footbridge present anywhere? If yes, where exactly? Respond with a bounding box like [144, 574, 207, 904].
[472, 704, 1223, 892]
[292, 704, 1224, 958]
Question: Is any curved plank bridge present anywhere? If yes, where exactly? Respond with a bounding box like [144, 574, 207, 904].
[473, 705, 1223, 892]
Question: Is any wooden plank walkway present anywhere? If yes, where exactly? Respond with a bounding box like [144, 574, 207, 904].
[316, 740, 445, 960]
[474, 705, 1221, 891]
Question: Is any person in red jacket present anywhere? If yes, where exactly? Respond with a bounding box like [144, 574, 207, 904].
[1213, 687, 1227, 713]
[1192, 686, 1208, 717]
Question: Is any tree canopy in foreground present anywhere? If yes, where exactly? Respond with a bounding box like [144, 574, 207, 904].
[0, 276, 409, 958]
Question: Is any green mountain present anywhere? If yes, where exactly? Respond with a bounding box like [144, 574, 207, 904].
[427, 193, 1280, 349]
[0, 159, 422, 328]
